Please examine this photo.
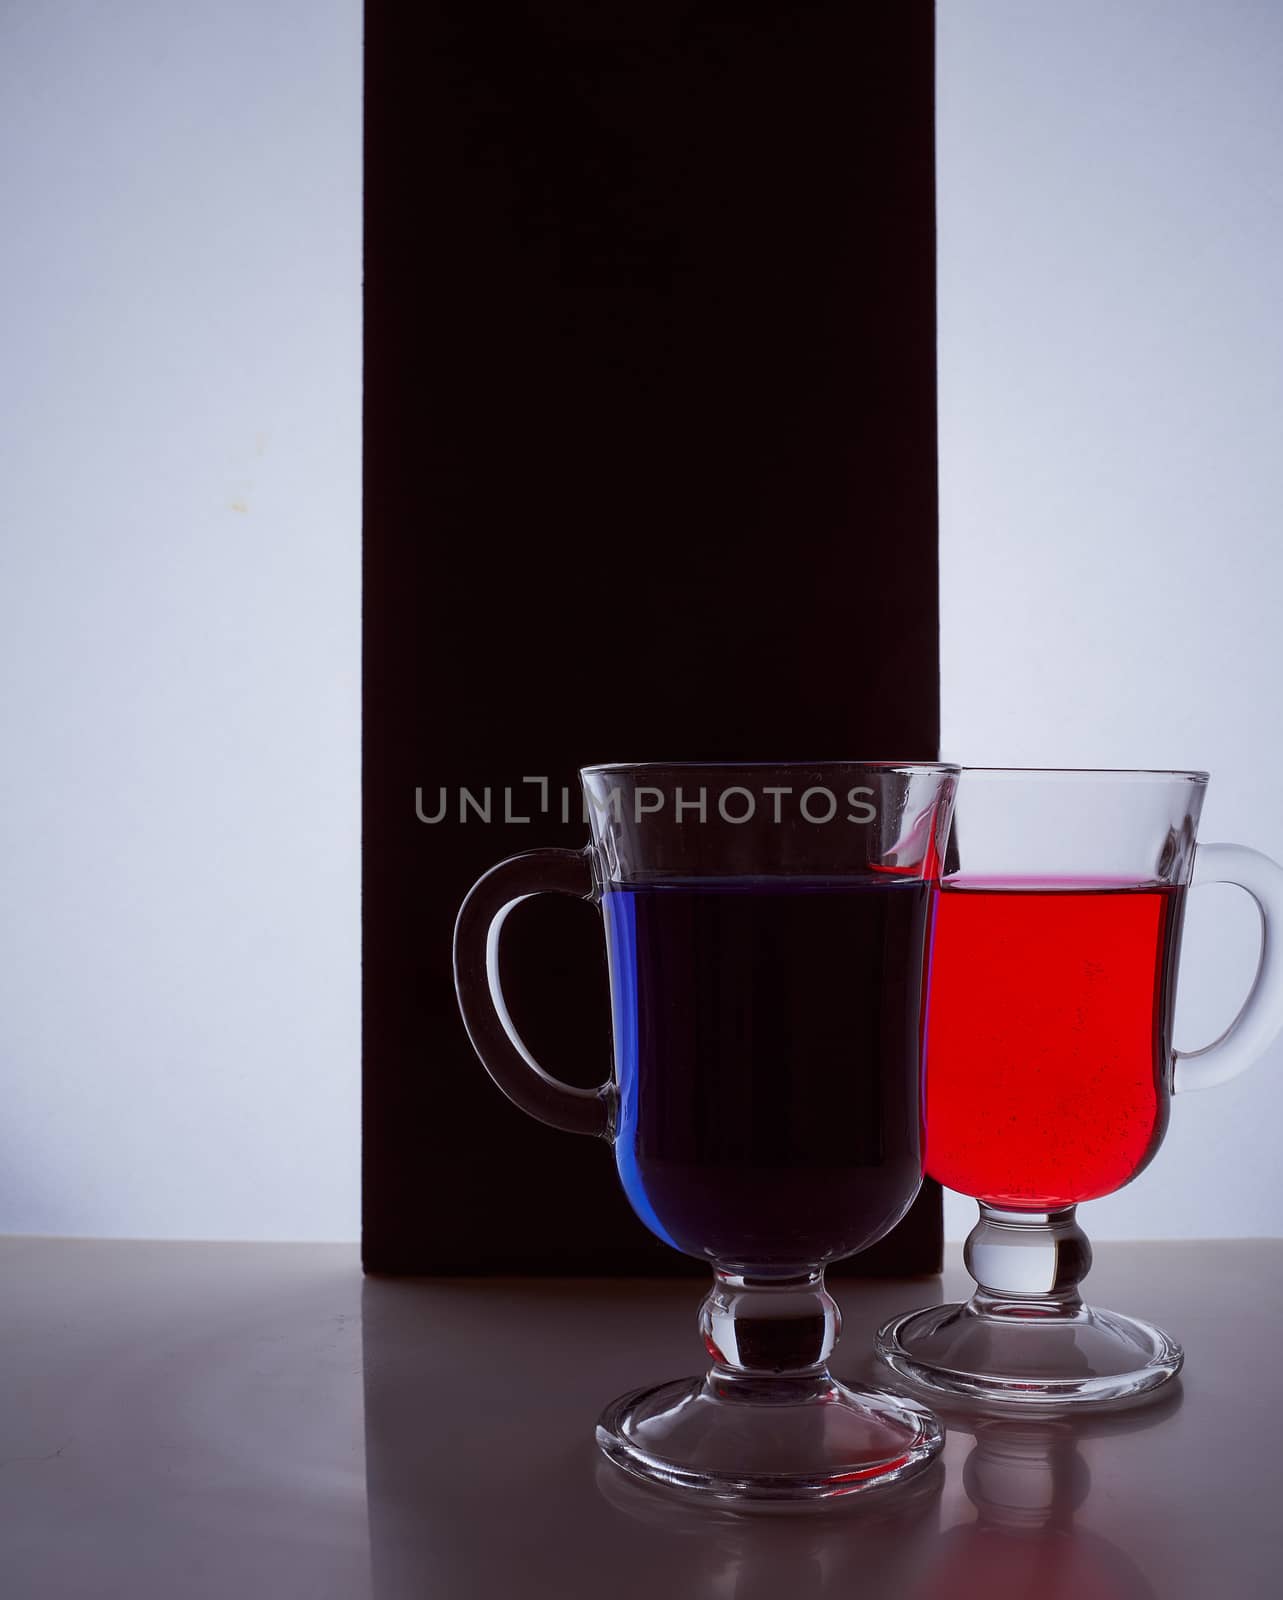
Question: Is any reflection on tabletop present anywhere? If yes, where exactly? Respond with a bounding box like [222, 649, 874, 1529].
[362, 1275, 1181, 1600]
[902, 1389, 1180, 1600]
[586, 1389, 1177, 1600]
[594, 1453, 944, 1599]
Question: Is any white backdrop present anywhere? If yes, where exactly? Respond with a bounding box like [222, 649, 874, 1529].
[938, 0, 1283, 1239]
[0, 1, 361, 1239]
[1, 3, 1278, 1242]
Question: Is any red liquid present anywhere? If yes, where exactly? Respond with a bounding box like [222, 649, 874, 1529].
[924, 882, 1184, 1210]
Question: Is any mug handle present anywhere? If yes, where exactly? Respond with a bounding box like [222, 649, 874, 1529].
[453, 846, 615, 1137]
[1173, 843, 1283, 1093]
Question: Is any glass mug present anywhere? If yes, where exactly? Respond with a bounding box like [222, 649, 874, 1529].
[453, 761, 958, 1500]
[878, 768, 1283, 1404]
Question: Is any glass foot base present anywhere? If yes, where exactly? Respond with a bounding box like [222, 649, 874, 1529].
[877, 1300, 1183, 1406]
[595, 1371, 943, 1502]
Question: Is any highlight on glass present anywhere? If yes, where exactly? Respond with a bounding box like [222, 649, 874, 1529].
[878, 767, 1283, 1404]
[453, 761, 958, 1501]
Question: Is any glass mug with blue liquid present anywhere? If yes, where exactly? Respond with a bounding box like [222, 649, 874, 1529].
[453, 761, 958, 1501]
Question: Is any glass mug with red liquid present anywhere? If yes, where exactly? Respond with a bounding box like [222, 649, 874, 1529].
[878, 768, 1283, 1404]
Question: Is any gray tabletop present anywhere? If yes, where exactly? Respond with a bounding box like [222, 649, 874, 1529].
[1, 1237, 1278, 1598]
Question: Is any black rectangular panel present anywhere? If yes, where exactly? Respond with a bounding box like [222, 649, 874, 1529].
[364, 1, 941, 1274]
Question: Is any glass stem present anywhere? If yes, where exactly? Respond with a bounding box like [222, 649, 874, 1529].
[699, 1268, 841, 1381]
[964, 1203, 1092, 1315]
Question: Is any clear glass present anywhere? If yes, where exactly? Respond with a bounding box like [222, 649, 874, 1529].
[878, 768, 1283, 1405]
[454, 761, 958, 1500]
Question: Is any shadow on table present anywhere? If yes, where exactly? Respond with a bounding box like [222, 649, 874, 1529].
[361, 1276, 1179, 1599]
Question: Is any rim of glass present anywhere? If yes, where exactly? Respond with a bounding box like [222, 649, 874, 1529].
[580, 759, 961, 775]
[956, 767, 1208, 782]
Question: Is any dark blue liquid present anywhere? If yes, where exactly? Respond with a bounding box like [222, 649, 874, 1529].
[604, 877, 930, 1270]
